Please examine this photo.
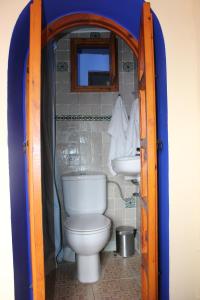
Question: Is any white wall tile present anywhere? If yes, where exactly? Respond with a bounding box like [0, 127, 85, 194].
[101, 104, 113, 115]
[55, 31, 139, 251]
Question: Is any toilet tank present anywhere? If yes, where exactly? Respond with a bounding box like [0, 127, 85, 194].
[62, 172, 107, 215]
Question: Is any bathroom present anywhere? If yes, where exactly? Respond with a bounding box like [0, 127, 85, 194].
[42, 26, 141, 299]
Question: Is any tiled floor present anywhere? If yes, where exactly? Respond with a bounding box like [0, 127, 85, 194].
[46, 252, 141, 300]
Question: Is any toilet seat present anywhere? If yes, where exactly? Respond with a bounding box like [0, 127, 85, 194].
[64, 214, 111, 234]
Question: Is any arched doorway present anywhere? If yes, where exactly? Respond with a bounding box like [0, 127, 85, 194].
[28, 2, 158, 299]
[8, 1, 169, 299]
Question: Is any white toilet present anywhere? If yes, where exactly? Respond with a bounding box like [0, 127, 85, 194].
[62, 173, 111, 283]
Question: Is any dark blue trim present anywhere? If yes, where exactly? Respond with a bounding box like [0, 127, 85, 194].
[23, 52, 33, 300]
[153, 13, 169, 300]
[8, 4, 32, 300]
[42, 0, 143, 40]
[7, 2, 169, 299]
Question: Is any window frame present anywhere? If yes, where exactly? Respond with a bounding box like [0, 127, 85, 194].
[70, 37, 119, 92]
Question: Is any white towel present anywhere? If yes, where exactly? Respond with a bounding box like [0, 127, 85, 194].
[108, 95, 128, 175]
[126, 98, 140, 156]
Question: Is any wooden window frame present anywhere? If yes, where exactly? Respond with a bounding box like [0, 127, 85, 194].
[70, 37, 119, 92]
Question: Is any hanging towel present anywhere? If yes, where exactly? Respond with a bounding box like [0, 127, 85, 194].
[108, 95, 128, 175]
[126, 98, 140, 156]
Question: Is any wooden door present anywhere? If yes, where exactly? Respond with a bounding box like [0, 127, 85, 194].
[26, 1, 157, 299]
[27, 0, 45, 299]
[138, 3, 158, 300]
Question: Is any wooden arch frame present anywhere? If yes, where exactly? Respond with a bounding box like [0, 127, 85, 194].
[28, 7, 158, 300]
[42, 13, 138, 56]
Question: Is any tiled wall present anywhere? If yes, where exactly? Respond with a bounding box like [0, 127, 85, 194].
[55, 30, 140, 251]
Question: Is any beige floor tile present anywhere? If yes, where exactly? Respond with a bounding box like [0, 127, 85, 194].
[46, 252, 141, 300]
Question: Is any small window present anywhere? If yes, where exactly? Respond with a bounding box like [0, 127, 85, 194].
[71, 37, 118, 92]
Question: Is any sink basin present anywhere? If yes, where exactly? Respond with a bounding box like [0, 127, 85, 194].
[111, 156, 141, 179]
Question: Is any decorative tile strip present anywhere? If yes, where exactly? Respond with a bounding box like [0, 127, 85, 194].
[56, 114, 112, 121]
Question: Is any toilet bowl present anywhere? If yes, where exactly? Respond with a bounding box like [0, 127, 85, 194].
[62, 173, 112, 283]
[64, 214, 111, 283]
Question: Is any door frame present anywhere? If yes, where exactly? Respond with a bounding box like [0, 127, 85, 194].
[27, 11, 158, 300]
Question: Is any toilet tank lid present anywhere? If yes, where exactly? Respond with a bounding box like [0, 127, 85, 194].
[62, 172, 106, 181]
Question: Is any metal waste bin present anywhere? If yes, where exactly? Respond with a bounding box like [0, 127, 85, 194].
[116, 226, 135, 257]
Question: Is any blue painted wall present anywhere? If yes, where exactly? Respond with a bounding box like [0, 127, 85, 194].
[8, 1, 169, 299]
[42, 0, 143, 39]
[153, 13, 169, 300]
[8, 5, 32, 300]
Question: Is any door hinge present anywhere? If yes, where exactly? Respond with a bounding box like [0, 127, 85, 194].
[140, 138, 147, 149]
[23, 140, 29, 152]
[157, 140, 163, 151]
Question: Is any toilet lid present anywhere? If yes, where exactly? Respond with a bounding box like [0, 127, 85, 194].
[64, 214, 111, 233]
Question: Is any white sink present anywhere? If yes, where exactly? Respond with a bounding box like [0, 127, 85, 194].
[111, 156, 141, 180]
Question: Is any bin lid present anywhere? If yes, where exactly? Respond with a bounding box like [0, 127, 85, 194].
[116, 226, 135, 235]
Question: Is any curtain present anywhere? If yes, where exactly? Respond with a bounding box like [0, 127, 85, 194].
[41, 42, 62, 275]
